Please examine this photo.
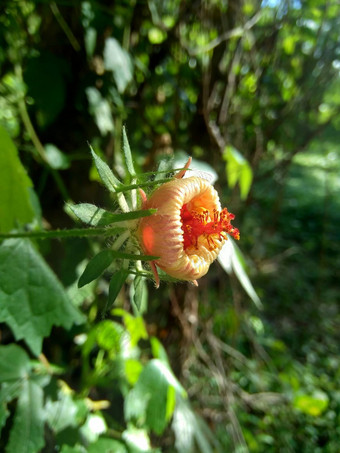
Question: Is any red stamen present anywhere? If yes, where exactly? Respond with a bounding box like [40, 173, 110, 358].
[180, 204, 240, 251]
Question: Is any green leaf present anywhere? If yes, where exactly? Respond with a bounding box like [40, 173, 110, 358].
[223, 145, 253, 200]
[86, 87, 114, 136]
[78, 250, 114, 288]
[122, 126, 136, 177]
[150, 337, 171, 367]
[6, 379, 45, 453]
[0, 387, 10, 437]
[44, 144, 70, 169]
[113, 309, 148, 347]
[124, 359, 143, 385]
[125, 359, 185, 435]
[69, 203, 120, 226]
[0, 125, 35, 232]
[60, 446, 86, 453]
[96, 320, 124, 353]
[79, 249, 159, 288]
[90, 146, 122, 192]
[69, 203, 156, 227]
[218, 239, 262, 309]
[103, 38, 133, 94]
[107, 269, 129, 310]
[122, 427, 153, 453]
[0, 344, 30, 382]
[0, 239, 84, 356]
[132, 276, 148, 314]
[44, 381, 88, 435]
[293, 391, 329, 416]
[88, 438, 127, 453]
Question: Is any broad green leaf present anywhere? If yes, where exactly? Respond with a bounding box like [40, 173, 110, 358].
[293, 391, 329, 416]
[45, 383, 88, 434]
[218, 239, 262, 309]
[69, 203, 156, 226]
[103, 38, 133, 94]
[150, 337, 171, 367]
[223, 145, 253, 200]
[0, 124, 35, 232]
[0, 239, 84, 356]
[78, 250, 114, 288]
[90, 146, 122, 192]
[107, 269, 130, 310]
[0, 344, 30, 382]
[122, 427, 152, 453]
[0, 387, 10, 436]
[124, 359, 143, 385]
[125, 359, 185, 435]
[60, 446, 86, 453]
[122, 126, 136, 177]
[88, 438, 127, 453]
[80, 413, 107, 443]
[6, 379, 45, 453]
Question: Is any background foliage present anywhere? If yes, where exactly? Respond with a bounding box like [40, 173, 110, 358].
[1, 0, 340, 451]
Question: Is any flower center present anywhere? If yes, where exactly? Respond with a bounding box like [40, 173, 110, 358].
[180, 204, 240, 251]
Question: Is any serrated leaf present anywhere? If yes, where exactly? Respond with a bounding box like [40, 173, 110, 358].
[122, 126, 135, 177]
[0, 239, 85, 356]
[45, 390, 79, 433]
[218, 239, 262, 309]
[78, 250, 114, 288]
[107, 269, 129, 310]
[0, 344, 30, 382]
[6, 379, 45, 453]
[0, 125, 35, 232]
[90, 146, 122, 192]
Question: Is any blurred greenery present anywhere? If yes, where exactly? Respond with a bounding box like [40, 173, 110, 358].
[0, 0, 340, 452]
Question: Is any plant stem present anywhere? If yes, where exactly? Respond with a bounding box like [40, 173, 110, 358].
[0, 227, 126, 241]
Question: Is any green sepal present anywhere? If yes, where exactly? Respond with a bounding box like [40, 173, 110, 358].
[122, 126, 136, 177]
[69, 203, 157, 227]
[89, 145, 122, 192]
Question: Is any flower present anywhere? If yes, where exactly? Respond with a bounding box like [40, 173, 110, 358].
[137, 159, 239, 287]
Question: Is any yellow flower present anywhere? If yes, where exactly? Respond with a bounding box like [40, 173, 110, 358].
[137, 158, 239, 287]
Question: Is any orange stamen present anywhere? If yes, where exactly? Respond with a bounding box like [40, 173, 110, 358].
[180, 204, 240, 251]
